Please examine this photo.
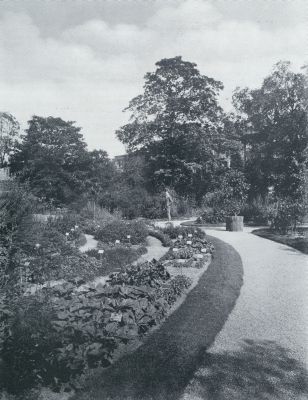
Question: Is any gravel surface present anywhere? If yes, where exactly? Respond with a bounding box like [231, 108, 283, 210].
[79, 234, 98, 253]
[207, 228, 308, 365]
[135, 236, 169, 263]
[182, 226, 308, 400]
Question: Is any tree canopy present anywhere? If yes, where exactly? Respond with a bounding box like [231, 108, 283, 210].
[233, 61, 308, 200]
[117, 56, 234, 198]
[0, 112, 20, 167]
[10, 116, 115, 205]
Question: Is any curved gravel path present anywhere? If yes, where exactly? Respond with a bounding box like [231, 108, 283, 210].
[207, 227, 308, 364]
[135, 236, 169, 263]
[182, 227, 308, 400]
[79, 234, 98, 253]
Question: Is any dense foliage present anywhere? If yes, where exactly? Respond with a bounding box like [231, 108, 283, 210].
[0, 112, 20, 167]
[161, 224, 206, 239]
[0, 260, 193, 394]
[94, 220, 148, 245]
[161, 229, 214, 262]
[233, 62, 308, 200]
[10, 116, 116, 206]
[202, 170, 250, 218]
[116, 56, 236, 199]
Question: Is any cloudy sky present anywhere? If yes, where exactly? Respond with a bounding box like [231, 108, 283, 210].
[0, 0, 306, 156]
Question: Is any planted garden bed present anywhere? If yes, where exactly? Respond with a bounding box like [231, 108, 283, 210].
[0, 260, 193, 394]
[0, 223, 214, 397]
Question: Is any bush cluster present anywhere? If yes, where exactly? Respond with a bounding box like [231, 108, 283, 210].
[269, 198, 307, 234]
[94, 220, 148, 245]
[161, 225, 206, 240]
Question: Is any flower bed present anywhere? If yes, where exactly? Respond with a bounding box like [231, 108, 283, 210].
[0, 261, 193, 394]
[94, 220, 148, 245]
[161, 236, 214, 260]
[161, 225, 206, 240]
[0, 224, 214, 396]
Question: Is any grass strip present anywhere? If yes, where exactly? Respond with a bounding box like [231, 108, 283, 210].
[252, 228, 308, 255]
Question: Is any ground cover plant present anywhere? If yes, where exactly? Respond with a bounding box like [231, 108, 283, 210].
[0, 260, 193, 395]
[85, 245, 147, 276]
[161, 234, 215, 261]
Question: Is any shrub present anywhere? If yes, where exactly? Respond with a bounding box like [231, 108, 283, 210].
[241, 197, 272, 225]
[47, 213, 83, 242]
[79, 205, 121, 235]
[161, 225, 205, 239]
[172, 196, 198, 218]
[94, 220, 148, 245]
[99, 188, 166, 220]
[1, 295, 61, 394]
[198, 207, 225, 224]
[270, 198, 307, 234]
[203, 170, 250, 218]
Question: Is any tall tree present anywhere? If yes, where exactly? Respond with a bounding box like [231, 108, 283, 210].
[84, 149, 117, 201]
[10, 116, 90, 205]
[233, 61, 308, 200]
[0, 112, 20, 167]
[116, 56, 232, 199]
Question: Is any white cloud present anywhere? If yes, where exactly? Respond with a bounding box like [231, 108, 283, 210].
[0, 0, 306, 156]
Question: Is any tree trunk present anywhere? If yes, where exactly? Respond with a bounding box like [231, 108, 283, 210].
[226, 216, 244, 231]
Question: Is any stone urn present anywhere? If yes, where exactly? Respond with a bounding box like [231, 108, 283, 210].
[226, 215, 244, 231]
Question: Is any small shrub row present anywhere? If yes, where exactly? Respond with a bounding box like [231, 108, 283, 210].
[161, 225, 206, 240]
[94, 220, 148, 245]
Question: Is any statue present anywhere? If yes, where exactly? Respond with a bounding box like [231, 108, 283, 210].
[165, 188, 173, 221]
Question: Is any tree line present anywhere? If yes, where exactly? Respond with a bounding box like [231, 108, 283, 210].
[1, 57, 307, 225]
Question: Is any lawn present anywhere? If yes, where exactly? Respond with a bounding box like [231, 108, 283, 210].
[252, 227, 308, 254]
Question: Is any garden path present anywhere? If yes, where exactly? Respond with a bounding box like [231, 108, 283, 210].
[79, 234, 98, 253]
[136, 236, 169, 263]
[205, 227, 308, 364]
[182, 226, 308, 399]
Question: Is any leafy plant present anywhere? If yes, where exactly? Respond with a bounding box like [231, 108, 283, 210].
[161, 225, 205, 239]
[108, 260, 171, 287]
[269, 198, 308, 234]
[204, 170, 250, 217]
[162, 275, 192, 304]
[0, 256, 194, 394]
[94, 220, 148, 245]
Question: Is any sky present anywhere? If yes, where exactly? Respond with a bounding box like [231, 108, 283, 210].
[0, 0, 306, 156]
